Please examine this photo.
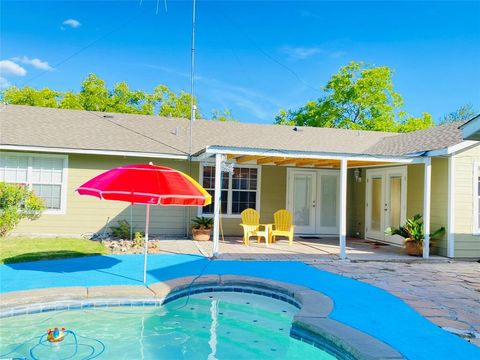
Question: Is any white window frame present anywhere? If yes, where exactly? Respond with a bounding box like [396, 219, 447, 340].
[473, 162, 480, 234]
[0, 152, 68, 215]
[198, 163, 261, 218]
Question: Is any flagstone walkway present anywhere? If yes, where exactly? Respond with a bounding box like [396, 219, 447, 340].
[310, 260, 480, 346]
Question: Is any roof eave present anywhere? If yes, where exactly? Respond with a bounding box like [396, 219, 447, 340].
[193, 145, 421, 164]
[423, 140, 478, 157]
[0, 144, 189, 160]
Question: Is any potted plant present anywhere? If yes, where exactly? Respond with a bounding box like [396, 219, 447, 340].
[385, 214, 445, 256]
[191, 216, 214, 241]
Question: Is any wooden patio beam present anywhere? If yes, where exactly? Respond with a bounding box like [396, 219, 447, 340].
[226, 154, 242, 160]
[256, 156, 280, 165]
[236, 155, 266, 164]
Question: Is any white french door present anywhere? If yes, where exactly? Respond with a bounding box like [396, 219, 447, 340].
[287, 169, 339, 234]
[288, 170, 317, 233]
[365, 167, 407, 245]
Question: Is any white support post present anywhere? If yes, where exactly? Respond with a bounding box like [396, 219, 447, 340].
[212, 153, 224, 257]
[423, 157, 432, 259]
[447, 156, 455, 258]
[339, 158, 348, 260]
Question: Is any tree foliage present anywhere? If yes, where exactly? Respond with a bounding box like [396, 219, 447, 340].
[1, 74, 200, 119]
[0, 182, 46, 237]
[211, 108, 238, 122]
[440, 103, 478, 124]
[276, 61, 434, 132]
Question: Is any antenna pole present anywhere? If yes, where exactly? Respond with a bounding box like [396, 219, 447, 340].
[186, 0, 197, 238]
[189, 0, 196, 156]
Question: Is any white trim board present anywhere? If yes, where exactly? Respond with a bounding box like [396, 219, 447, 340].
[194, 146, 420, 164]
[425, 141, 478, 157]
[0, 145, 188, 160]
[447, 156, 455, 257]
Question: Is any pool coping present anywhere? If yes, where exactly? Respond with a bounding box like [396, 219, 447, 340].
[0, 275, 404, 360]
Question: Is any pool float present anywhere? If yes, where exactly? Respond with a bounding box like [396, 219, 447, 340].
[47, 328, 66, 342]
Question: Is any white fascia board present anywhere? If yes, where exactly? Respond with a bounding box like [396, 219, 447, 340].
[0, 145, 188, 160]
[424, 141, 478, 157]
[194, 145, 417, 164]
[459, 115, 480, 140]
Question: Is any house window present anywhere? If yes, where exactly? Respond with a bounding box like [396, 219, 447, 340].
[0, 153, 67, 214]
[200, 165, 260, 216]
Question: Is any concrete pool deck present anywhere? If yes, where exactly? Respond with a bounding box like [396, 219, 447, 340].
[1, 254, 479, 360]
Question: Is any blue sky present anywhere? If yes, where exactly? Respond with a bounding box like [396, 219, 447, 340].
[1, 1, 479, 124]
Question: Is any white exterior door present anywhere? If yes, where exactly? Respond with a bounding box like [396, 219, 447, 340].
[288, 170, 317, 233]
[365, 167, 407, 245]
[287, 169, 339, 234]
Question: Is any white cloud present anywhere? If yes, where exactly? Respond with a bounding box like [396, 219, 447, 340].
[12, 56, 53, 71]
[62, 19, 81, 28]
[0, 60, 27, 76]
[281, 46, 322, 61]
[0, 77, 11, 89]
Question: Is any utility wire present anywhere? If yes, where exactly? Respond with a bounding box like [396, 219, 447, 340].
[215, 7, 322, 94]
[82, 109, 189, 155]
[18, 6, 150, 87]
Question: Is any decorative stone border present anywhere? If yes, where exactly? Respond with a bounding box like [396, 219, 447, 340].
[0, 276, 403, 360]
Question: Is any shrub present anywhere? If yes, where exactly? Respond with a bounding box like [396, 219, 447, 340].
[385, 214, 445, 247]
[0, 182, 46, 237]
[133, 231, 144, 247]
[109, 219, 134, 239]
[191, 216, 214, 229]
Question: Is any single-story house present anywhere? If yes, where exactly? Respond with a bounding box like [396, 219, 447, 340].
[1, 104, 480, 259]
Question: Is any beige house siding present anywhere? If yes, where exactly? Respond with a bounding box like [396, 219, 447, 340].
[430, 158, 449, 256]
[11, 152, 286, 238]
[453, 145, 480, 258]
[13, 153, 191, 237]
[347, 162, 448, 256]
[406, 160, 449, 256]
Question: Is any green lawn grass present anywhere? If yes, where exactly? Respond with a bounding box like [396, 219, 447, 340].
[0, 237, 107, 264]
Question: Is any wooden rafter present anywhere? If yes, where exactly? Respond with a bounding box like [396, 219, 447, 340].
[236, 155, 266, 164]
[256, 156, 280, 165]
[226, 154, 242, 160]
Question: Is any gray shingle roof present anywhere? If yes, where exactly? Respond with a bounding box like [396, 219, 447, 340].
[365, 121, 465, 155]
[0, 104, 469, 157]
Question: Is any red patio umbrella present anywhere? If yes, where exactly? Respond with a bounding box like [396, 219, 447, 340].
[76, 163, 211, 283]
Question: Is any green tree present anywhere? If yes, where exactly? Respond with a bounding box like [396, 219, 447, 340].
[78, 73, 110, 111]
[211, 108, 237, 122]
[2, 86, 60, 107]
[0, 182, 45, 237]
[276, 61, 433, 132]
[59, 91, 83, 109]
[154, 85, 199, 119]
[440, 103, 478, 124]
[0, 74, 203, 119]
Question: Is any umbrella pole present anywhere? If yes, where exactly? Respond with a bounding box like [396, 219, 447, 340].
[143, 204, 150, 284]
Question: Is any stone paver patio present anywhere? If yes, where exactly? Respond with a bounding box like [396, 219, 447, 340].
[141, 237, 480, 347]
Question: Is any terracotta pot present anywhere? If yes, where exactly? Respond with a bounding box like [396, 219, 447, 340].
[192, 228, 212, 241]
[405, 241, 423, 256]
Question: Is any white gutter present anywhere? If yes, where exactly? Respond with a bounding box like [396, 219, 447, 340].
[0, 145, 188, 160]
[193, 145, 420, 164]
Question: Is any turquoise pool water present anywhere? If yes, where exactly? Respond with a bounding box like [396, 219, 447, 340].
[0, 292, 337, 359]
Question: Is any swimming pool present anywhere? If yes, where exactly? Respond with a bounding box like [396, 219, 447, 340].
[0, 291, 339, 359]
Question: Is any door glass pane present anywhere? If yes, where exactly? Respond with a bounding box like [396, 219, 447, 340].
[321, 175, 337, 227]
[371, 178, 382, 232]
[293, 175, 311, 226]
[389, 176, 402, 229]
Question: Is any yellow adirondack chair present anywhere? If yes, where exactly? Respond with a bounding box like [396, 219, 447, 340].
[240, 208, 269, 245]
[270, 209, 295, 245]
